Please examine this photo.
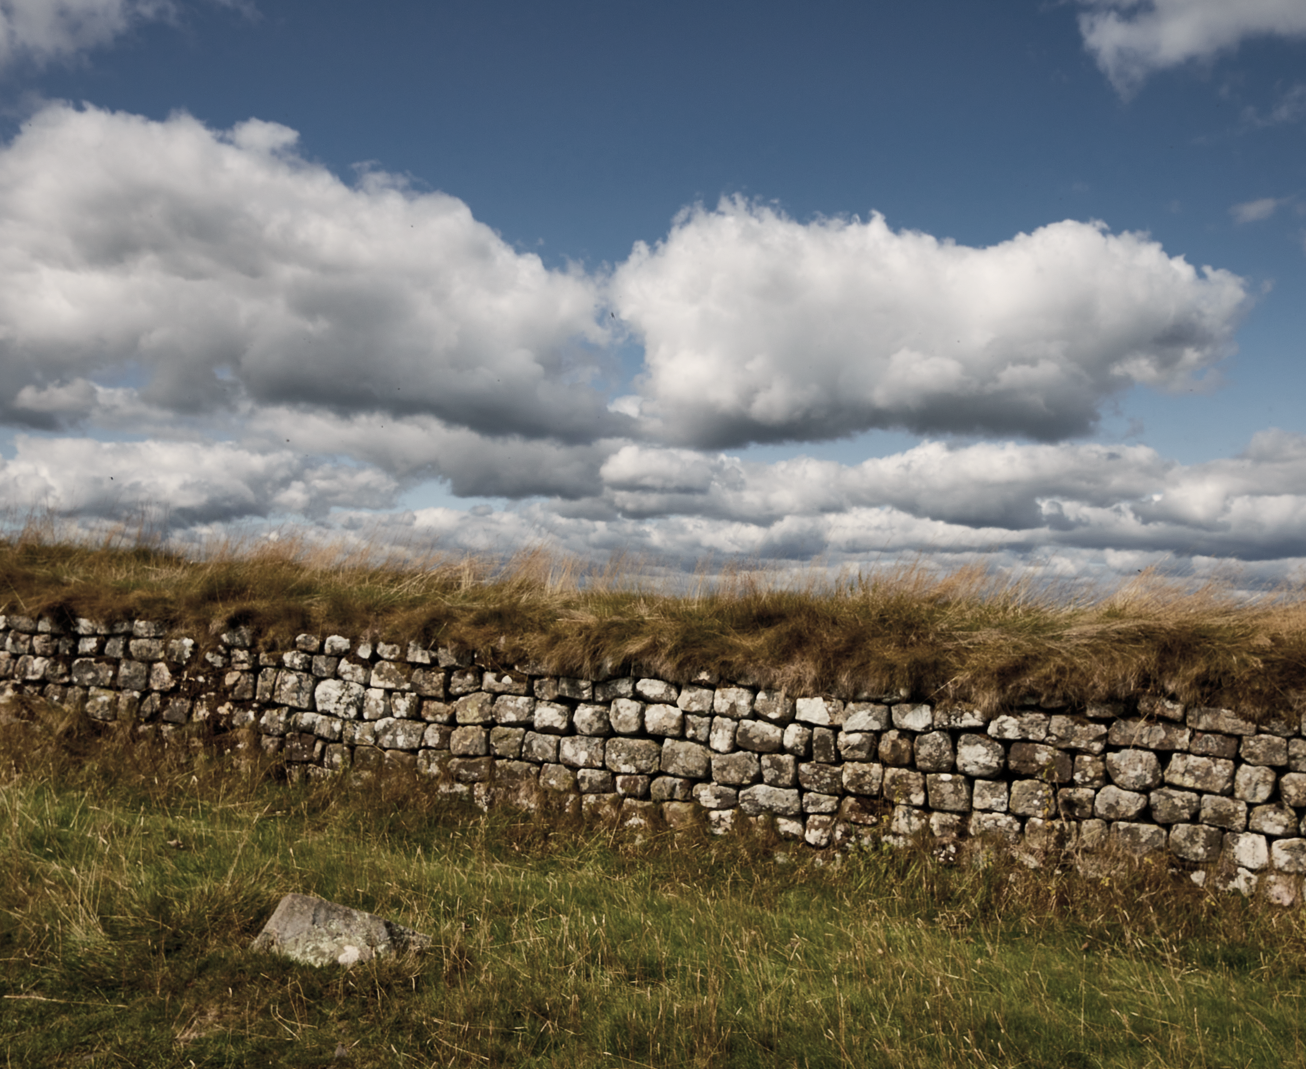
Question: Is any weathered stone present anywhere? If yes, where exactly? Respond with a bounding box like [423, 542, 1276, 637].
[594, 678, 634, 702]
[532, 701, 571, 734]
[376, 719, 425, 751]
[609, 698, 644, 735]
[1249, 804, 1298, 837]
[803, 792, 840, 814]
[251, 894, 429, 967]
[837, 731, 877, 760]
[1234, 764, 1275, 803]
[804, 814, 836, 847]
[1224, 832, 1269, 871]
[839, 796, 886, 826]
[1189, 732, 1238, 759]
[709, 717, 738, 752]
[795, 696, 839, 725]
[1110, 822, 1167, 856]
[148, 662, 175, 692]
[1289, 738, 1306, 772]
[811, 727, 838, 763]
[1046, 716, 1107, 753]
[447, 668, 481, 696]
[312, 655, 339, 679]
[783, 721, 813, 757]
[553, 677, 593, 701]
[1282, 772, 1306, 808]
[559, 736, 606, 769]
[315, 679, 365, 719]
[450, 726, 489, 757]
[369, 662, 410, 691]
[422, 700, 454, 724]
[1271, 838, 1306, 874]
[1187, 707, 1255, 736]
[926, 773, 971, 813]
[987, 712, 1049, 741]
[1165, 753, 1235, 795]
[736, 720, 783, 753]
[1262, 873, 1301, 907]
[489, 726, 525, 758]
[129, 638, 164, 661]
[692, 782, 738, 810]
[914, 731, 955, 772]
[337, 661, 367, 684]
[274, 670, 314, 709]
[1170, 823, 1224, 862]
[635, 678, 678, 704]
[492, 694, 535, 726]
[798, 762, 842, 794]
[606, 737, 663, 775]
[1200, 795, 1247, 830]
[1107, 719, 1189, 751]
[842, 762, 884, 796]
[844, 703, 891, 732]
[454, 692, 494, 725]
[644, 704, 683, 738]
[615, 775, 651, 798]
[883, 767, 925, 807]
[969, 812, 1021, 842]
[1009, 742, 1072, 783]
[1094, 785, 1146, 821]
[956, 734, 1005, 778]
[878, 730, 914, 766]
[889, 804, 929, 838]
[1137, 694, 1184, 721]
[712, 687, 754, 718]
[1105, 749, 1162, 791]
[676, 685, 715, 713]
[932, 706, 986, 730]
[1149, 787, 1199, 824]
[891, 703, 933, 733]
[84, 687, 118, 722]
[739, 785, 801, 817]
[540, 763, 577, 793]
[761, 753, 797, 787]
[661, 739, 710, 779]
[522, 731, 559, 763]
[578, 769, 615, 794]
[684, 714, 711, 744]
[751, 689, 795, 723]
[972, 779, 1009, 812]
[1057, 787, 1096, 821]
[1073, 755, 1106, 788]
[1010, 780, 1056, 818]
[70, 659, 113, 688]
[651, 776, 693, 802]
[1241, 735, 1288, 767]
[711, 750, 761, 786]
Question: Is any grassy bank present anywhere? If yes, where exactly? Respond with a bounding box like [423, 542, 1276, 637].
[2, 702, 1305, 1067]
[3, 525, 1306, 716]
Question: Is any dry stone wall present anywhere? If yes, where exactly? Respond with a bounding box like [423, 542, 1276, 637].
[3, 612, 1306, 902]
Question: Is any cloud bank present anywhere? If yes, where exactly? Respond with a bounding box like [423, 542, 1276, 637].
[1077, 0, 1306, 94]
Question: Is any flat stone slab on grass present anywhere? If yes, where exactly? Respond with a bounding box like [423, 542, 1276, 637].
[250, 893, 430, 967]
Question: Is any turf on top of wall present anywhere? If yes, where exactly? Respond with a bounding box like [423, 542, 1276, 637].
[2, 529, 1306, 719]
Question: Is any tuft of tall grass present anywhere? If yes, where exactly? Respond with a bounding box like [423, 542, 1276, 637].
[3, 518, 1306, 716]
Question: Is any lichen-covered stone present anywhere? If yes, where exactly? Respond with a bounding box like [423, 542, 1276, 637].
[1165, 753, 1235, 795]
[661, 739, 710, 779]
[559, 736, 606, 769]
[842, 762, 883, 796]
[1169, 823, 1224, 862]
[644, 704, 684, 738]
[1199, 795, 1247, 830]
[1241, 735, 1288, 767]
[926, 774, 971, 813]
[1149, 787, 1198, 824]
[1105, 749, 1162, 791]
[1234, 764, 1275, 803]
[739, 784, 801, 817]
[736, 720, 783, 753]
[1009, 780, 1056, 818]
[914, 731, 955, 772]
[1095, 785, 1146, 821]
[251, 894, 429, 967]
[956, 734, 1004, 778]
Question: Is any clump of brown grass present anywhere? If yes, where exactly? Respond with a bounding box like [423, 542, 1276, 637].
[2, 516, 1306, 718]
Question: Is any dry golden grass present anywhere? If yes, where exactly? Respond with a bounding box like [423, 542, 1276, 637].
[2, 515, 1306, 719]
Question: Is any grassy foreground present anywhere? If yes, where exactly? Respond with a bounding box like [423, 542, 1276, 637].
[4, 525, 1306, 714]
[2, 703, 1306, 1068]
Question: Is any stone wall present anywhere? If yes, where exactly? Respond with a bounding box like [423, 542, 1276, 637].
[3, 611, 1305, 901]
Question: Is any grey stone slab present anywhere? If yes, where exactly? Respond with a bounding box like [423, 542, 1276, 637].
[251, 894, 429, 967]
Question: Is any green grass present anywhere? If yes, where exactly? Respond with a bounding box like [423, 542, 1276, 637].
[3, 702, 1306, 1067]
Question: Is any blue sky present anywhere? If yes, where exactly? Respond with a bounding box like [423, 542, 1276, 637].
[1, 0, 1305, 582]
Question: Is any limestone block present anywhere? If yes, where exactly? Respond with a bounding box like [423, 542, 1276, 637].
[661, 739, 710, 779]
[455, 692, 494, 725]
[878, 730, 914, 766]
[1074, 755, 1106, 788]
[709, 717, 738, 753]
[421, 724, 453, 751]
[761, 753, 797, 787]
[1224, 832, 1269, 871]
[891, 703, 932, 733]
[553, 677, 592, 701]
[711, 750, 761, 786]
[616, 775, 651, 798]
[842, 762, 884, 796]
[1095, 785, 1146, 821]
[1169, 823, 1224, 863]
[837, 731, 877, 760]
[1262, 873, 1301, 907]
[932, 706, 986, 730]
[1046, 716, 1107, 753]
[889, 805, 929, 838]
[926, 773, 971, 813]
[1148, 787, 1198, 824]
[448, 668, 481, 696]
[844, 703, 891, 732]
[492, 694, 535, 726]
[956, 734, 1005, 778]
[969, 812, 1021, 842]
[149, 662, 175, 692]
[1199, 795, 1246, 830]
[523, 732, 559, 764]
[369, 662, 410, 691]
[1187, 707, 1255, 735]
[450, 726, 489, 757]
[839, 796, 885, 827]
[739, 785, 801, 817]
[251, 894, 429, 967]
[1189, 732, 1238, 759]
[70, 659, 113, 688]
[1270, 838, 1306, 874]
[676, 685, 715, 713]
[883, 767, 925, 807]
[973, 780, 1009, 812]
[1110, 822, 1167, 856]
[376, 719, 424, 751]
[1289, 738, 1306, 772]
[606, 737, 663, 775]
[685, 714, 711, 743]
[1234, 764, 1275, 803]
[692, 782, 738, 809]
[578, 769, 615, 794]
[337, 661, 367, 684]
[736, 720, 783, 753]
[85, 687, 118, 722]
[323, 635, 350, 655]
[812, 728, 838, 763]
[343, 720, 376, 747]
[282, 651, 311, 672]
[644, 704, 683, 738]
[1057, 787, 1096, 821]
[804, 814, 836, 848]
[315, 680, 365, 719]
[609, 698, 644, 735]
[915, 731, 955, 772]
[1107, 719, 1189, 751]
[783, 722, 812, 757]
[1105, 749, 1162, 791]
[409, 669, 446, 698]
[712, 687, 754, 718]
[635, 678, 678, 704]
[795, 697, 838, 726]
[651, 776, 693, 802]
[312, 655, 339, 679]
[129, 638, 164, 661]
[560, 736, 606, 769]
[753, 690, 795, 723]
[1165, 753, 1234, 794]
[1010, 780, 1056, 818]
[421, 701, 454, 724]
[1009, 742, 1072, 784]
[1249, 804, 1297, 837]
[803, 793, 840, 814]
[1281, 772, 1306, 808]
[534, 702, 572, 735]
[987, 713, 1049, 741]
[361, 689, 390, 721]
[594, 678, 634, 702]
[540, 763, 577, 793]
[798, 762, 842, 795]
[1241, 735, 1288, 767]
[272, 670, 313, 709]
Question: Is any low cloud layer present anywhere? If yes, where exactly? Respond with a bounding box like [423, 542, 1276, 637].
[613, 199, 1247, 448]
[1077, 0, 1306, 94]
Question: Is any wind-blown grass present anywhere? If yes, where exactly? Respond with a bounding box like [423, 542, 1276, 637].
[2, 701, 1306, 1067]
[3, 519, 1306, 717]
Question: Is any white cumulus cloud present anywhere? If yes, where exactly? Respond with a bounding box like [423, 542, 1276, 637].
[1077, 0, 1306, 94]
[0, 0, 174, 68]
[611, 198, 1248, 449]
